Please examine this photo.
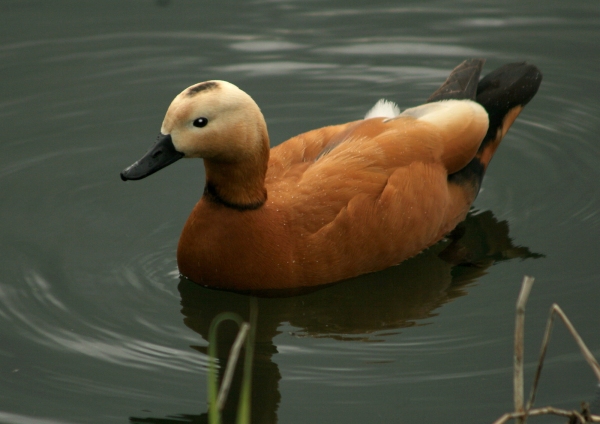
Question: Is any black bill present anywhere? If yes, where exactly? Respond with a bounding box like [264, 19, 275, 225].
[120, 133, 184, 181]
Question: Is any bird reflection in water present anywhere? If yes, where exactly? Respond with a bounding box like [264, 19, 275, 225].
[129, 209, 542, 424]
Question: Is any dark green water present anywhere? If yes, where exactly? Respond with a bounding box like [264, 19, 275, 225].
[1, 1, 599, 423]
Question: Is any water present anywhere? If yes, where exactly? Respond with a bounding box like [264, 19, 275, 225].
[1, 1, 599, 423]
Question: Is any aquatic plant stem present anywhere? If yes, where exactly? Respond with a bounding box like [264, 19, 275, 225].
[207, 311, 244, 424]
[514, 276, 534, 424]
[206, 297, 258, 424]
[525, 304, 600, 413]
[492, 406, 600, 424]
[494, 276, 600, 423]
[236, 297, 257, 424]
[217, 322, 250, 410]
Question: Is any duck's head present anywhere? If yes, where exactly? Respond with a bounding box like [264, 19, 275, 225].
[120, 80, 268, 181]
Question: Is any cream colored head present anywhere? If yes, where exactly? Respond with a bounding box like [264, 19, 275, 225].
[161, 80, 268, 162]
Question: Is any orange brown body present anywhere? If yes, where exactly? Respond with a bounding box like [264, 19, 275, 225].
[121, 59, 542, 291]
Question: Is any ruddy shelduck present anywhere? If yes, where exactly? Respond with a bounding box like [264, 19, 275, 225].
[121, 59, 542, 291]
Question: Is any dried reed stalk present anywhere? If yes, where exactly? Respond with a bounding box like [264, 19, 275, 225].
[492, 406, 600, 424]
[514, 276, 535, 423]
[494, 276, 600, 424]
[525, 304, 600, 413]
[217, 322, 250, 410]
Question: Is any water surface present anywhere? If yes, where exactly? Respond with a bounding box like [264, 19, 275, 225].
[1, 1, 599, 423]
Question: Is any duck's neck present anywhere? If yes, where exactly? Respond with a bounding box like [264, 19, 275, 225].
[203, 134, 270, 211]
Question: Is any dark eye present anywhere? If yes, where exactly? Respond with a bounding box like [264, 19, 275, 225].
[192, 117, 208, 128]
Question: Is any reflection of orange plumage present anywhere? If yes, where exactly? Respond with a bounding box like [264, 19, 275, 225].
[121, 59, 542, 291]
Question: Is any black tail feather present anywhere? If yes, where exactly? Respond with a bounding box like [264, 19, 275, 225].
[444, 61, 543, 194]
[475, 62, 543, 153]
[427, 58, 485, 103]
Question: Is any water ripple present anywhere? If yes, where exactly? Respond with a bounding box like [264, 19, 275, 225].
[0, 412, 76, 424]
[0, 31, 256, 52]
[317, 41, 484, 57]
[477, 92, 600, 230]
[456, 17, 563, 28]
[0, 234, 201, 374]
[230, 41, 306, 52]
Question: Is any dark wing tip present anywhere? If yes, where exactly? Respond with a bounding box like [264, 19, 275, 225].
[476, 62, 543, 113]
[427, 58, 486, 103]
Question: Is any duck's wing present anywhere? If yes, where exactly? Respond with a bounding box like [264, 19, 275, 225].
[266, 113, 487, 284]
[266, 58, 487, 186]
[266, 60, 541, 238]
[266, 120, 364, 183]
[266, 99, 488, 233]
[261, 60, 542, 284]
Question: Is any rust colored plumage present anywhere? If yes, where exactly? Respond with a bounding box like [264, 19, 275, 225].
[121, 59, 542, 291]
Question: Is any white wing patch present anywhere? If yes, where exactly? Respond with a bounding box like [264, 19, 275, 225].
[364, 99, 401, 120]
[399, 100, 487, 130]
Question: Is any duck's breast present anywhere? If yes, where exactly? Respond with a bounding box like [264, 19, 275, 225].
[177, 198, 297, 290]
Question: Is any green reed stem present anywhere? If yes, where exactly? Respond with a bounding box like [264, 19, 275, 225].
[207, 312, 243, 424]
[236, 297, 257, 424]
[206, 297, 258, 424]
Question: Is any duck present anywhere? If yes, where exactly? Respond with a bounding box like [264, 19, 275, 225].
[121, 59, 542, 291]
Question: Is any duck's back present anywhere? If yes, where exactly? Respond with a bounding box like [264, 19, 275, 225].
[266, 99, 488, 232]
[258, 101, 488, 286]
